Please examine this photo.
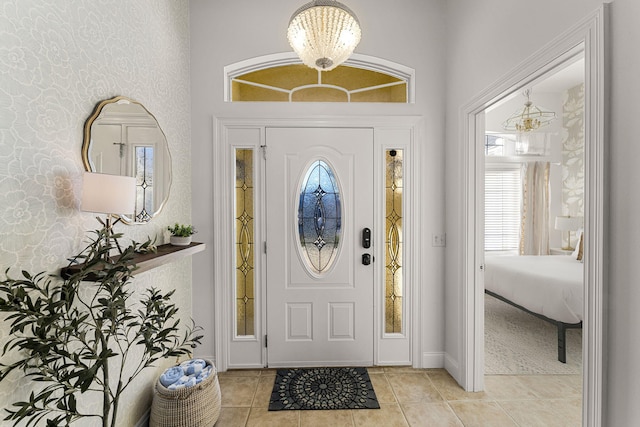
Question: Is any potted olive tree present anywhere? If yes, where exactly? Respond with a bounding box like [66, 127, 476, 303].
[0, 226, 202, 427]
[167, 223, 197, 246]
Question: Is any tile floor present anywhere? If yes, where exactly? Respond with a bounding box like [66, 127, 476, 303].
[214, 367, 582, 426]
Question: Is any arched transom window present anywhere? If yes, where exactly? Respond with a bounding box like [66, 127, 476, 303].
[225, 53, 415, 103]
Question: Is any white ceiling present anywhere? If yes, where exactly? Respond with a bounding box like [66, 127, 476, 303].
[533, 58, 584, 93]
[484, 56, 584, 132]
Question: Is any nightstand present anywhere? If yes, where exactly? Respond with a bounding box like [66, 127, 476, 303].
[550, 248, 573, 255]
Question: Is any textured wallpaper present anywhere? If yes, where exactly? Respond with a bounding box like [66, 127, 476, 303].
[561, 83, 585, 248]
[0, 1, 192, 425]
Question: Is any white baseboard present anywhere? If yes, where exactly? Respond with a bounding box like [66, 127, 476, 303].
[421, 352, 445, 368]
[135, 409, 150, 427]
[444, 352, 460, 382]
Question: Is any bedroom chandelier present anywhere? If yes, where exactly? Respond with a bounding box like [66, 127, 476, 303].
[502, 89, 556, 132]
[287, 0, 361, 72]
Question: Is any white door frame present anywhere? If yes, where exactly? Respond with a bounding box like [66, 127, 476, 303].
[458, 6, 608, 427]
[212, 116, 423, 372]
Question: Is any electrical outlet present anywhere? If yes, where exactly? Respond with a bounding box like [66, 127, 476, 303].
[432, 233, 446, 247]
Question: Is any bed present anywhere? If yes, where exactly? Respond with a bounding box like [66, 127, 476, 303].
[484, 254, 584, 363]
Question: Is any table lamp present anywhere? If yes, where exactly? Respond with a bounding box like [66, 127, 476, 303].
[81, 172, 136, 254]
[554, 216, 583, 251]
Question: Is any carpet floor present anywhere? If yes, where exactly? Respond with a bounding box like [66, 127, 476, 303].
[268, 367, 380, 411]
[484, 293, 582, 375]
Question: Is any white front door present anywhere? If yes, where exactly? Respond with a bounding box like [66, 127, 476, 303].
[265, 127, 374, 367]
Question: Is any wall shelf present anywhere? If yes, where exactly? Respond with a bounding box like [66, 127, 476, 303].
[60, 242, 205, 280]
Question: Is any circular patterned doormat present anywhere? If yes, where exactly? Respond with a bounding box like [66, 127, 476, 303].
[268, 367, 380, 411]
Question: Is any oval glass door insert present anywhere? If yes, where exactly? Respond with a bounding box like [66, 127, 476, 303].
[298, 160, 342, 274]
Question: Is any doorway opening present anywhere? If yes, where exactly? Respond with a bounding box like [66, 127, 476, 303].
[482, 55, 585, 422]
[458, 6, 607, 426]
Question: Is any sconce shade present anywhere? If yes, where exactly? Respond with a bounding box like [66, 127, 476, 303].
[287, 0, 361, 71]
[82, 172, 136, 215]
[554, 216, 583, 231]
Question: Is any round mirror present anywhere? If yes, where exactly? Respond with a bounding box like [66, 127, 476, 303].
[82, 96, 171, 224]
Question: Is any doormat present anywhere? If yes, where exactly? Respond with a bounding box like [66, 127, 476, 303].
[268, 367, 380, 411]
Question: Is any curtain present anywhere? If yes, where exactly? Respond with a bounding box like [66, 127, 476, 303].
[520, 161, 550, 255]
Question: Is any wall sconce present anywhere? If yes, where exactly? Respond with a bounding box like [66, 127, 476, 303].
[81, 172, 136, 254]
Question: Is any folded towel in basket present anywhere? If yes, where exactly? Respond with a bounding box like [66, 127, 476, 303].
[159, 366, 184, 387]
[160, 359, 213, 390]
[180, 358, 207, 376]
[196, 365, 212, 384]
[168, 376, 196, 391]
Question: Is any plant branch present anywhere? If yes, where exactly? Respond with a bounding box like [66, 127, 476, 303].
[0, 228, 202, 426]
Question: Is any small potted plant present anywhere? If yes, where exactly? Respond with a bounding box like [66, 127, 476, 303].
[168, 223, 197, 246]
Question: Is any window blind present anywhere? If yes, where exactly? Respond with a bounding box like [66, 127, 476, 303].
[485, 165, 521, 251]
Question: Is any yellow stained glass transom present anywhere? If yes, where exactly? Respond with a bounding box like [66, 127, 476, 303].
[232, 64, 407, 103]
[235, 149, 255, 336]
[385, 149, 403, 334]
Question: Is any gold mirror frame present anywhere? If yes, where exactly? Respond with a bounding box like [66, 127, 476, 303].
[82, 96, 172, 224]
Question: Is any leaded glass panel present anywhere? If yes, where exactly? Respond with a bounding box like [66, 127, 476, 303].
[235, 149, 255, 336]
[298, 160, 342, 274]
[134, 145, 154, 222]
[385, 150, 403, 333]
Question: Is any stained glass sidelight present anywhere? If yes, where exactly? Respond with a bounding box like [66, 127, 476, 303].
[385, 150, 403, 333]
[235, 149, 255, 336]
[298, 160, 342, 274]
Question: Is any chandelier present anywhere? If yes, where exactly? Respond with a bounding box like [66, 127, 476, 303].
[502, 89, 556, 132]
[287, 0, 361, 72]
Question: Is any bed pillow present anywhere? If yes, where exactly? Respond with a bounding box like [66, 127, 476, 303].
[572, 229, 583, 260]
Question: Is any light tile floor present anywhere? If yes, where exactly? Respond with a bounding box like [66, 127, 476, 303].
[214, 367, 582, 426]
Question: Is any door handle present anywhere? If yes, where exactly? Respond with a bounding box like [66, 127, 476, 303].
[362, 228, 371, 248]
[362, 253, 371, 265]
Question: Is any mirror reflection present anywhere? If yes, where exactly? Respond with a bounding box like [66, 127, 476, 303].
[82, 96, 171, 224]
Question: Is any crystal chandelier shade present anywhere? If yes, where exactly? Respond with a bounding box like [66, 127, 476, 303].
[287, 0, 361, 72]
[502, 89, 556, 132]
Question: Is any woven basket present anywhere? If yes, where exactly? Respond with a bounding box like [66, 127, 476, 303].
[150, 360, 221, 427]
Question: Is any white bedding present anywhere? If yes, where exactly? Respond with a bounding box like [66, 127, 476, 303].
[484, 254, 584, 324]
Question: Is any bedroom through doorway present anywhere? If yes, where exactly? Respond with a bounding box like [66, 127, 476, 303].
[481, 54, 585, 421]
